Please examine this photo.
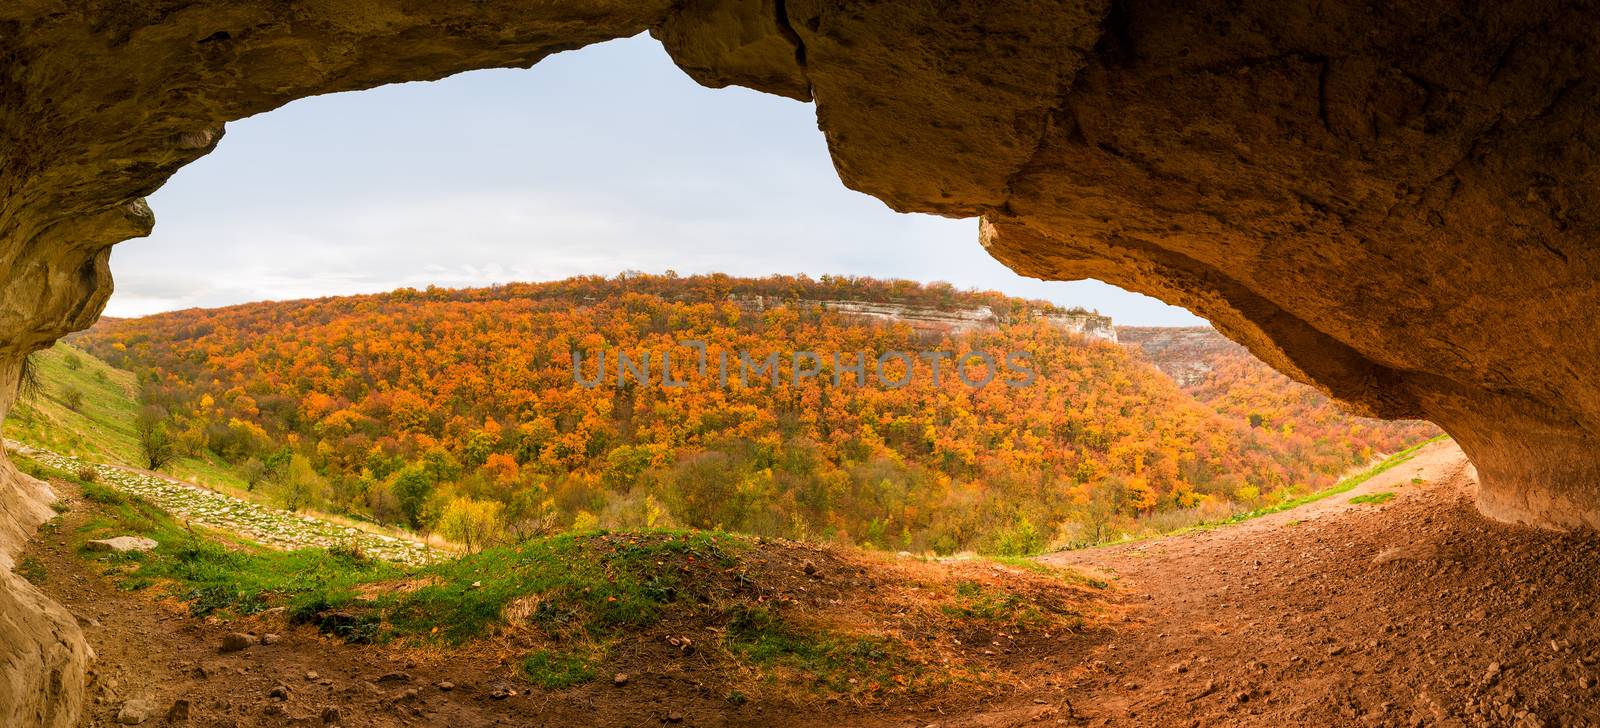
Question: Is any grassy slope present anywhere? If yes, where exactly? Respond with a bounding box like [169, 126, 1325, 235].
[6, 343, 143, 463]
[6, 343, 256, 493]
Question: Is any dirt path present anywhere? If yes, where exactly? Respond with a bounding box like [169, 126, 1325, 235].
[21, 439, 1600, 726]
[1028, 439, 1600, 727]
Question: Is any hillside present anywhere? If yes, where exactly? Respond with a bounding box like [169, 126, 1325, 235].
[70, 273, 1436, 555]
[3, 343, 251, 492]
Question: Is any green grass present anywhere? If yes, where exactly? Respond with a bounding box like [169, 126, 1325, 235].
[6, 344, 143, 464]
[67, 467, 744, 646]
[724, 605, 917, 694]
[6, 343, 256, 493]
[1349, 492, 1396, 505]
[11, 454, 400, 622]
[376, 530, 741, 644]
[71, 474, 401, 619]
[46, 460, 863, 690]
[519, 649, 601, 689]
[17, 555, 46, 585]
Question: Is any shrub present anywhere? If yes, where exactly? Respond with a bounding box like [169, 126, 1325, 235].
[435, 496, 506, 553]
[987, 516, 1046, 557]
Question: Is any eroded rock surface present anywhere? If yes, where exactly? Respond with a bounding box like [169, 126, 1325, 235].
[0, 444, 91, 727]
[1, 1, 1598, 723]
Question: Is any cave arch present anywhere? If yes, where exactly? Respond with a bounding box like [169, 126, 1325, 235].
[2, 2, 1598, 725]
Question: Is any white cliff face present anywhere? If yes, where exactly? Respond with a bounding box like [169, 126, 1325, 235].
[1117, 326, 1246, 387]
[734, 296, 1117, 342]
[1041, 313, 1118, 343]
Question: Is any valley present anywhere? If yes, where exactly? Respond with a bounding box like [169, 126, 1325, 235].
[58, 274, 1436, 558]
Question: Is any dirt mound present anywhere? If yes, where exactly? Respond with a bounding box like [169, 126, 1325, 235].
[25, 482, 1109, 727]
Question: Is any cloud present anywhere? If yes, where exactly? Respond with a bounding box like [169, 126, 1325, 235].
[103, 35, 1205, 327]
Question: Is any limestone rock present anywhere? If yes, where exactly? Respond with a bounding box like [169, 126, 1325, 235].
[85, 536, 158, 553]
[0, 458, 91, 728]
[115, 699, 154, 725]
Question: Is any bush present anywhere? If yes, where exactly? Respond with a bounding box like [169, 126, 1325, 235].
[270, 454, 327, 512]
[987, 516, 1046, 557]
[75, 466, 98, 483]
[239, 458, 267, 491]
[435, 496, 506, 553]
[136, 405, 177, 471]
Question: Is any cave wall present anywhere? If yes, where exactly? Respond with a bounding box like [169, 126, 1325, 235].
[0, 358, 91, 727]
[2, 1, 1598, 724]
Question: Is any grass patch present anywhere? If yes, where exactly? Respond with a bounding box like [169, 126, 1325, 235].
[724, 605, 917, 696]
[519, 648, 600, 689]
[1349, 492, 1396, 505]
[21, 454, 404, 620]
[17, 555, 47, 585]
[375, 530, 741, 644]
[4, 343, 267, 499]
[984, 555, 1110, 588]
[943, 580, 1042, 625]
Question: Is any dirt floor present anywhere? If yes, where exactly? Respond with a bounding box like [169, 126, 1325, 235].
[1026, 439, 1600, 728]
[22, 439, 1600, 727]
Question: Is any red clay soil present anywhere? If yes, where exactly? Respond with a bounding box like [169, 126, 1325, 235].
[21, 439, 1600, 727]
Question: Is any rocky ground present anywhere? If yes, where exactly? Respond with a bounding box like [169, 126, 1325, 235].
[1027, 440, 1600, 727]
[10, 443, 436, 565]
[17, 438, 1600, 726]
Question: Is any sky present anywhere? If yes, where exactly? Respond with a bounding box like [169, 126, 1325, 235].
[106, 33, 1204, 327]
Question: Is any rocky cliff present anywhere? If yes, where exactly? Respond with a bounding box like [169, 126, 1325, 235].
[1118, 326, 1245, 387]
[735, 296, 1118, 341]
[2, 2, 1600, 723]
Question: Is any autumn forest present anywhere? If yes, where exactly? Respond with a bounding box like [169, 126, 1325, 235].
[71, 273, 1438, 556]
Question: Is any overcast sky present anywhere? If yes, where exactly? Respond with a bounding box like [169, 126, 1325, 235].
[107, 34, 1204, 327]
